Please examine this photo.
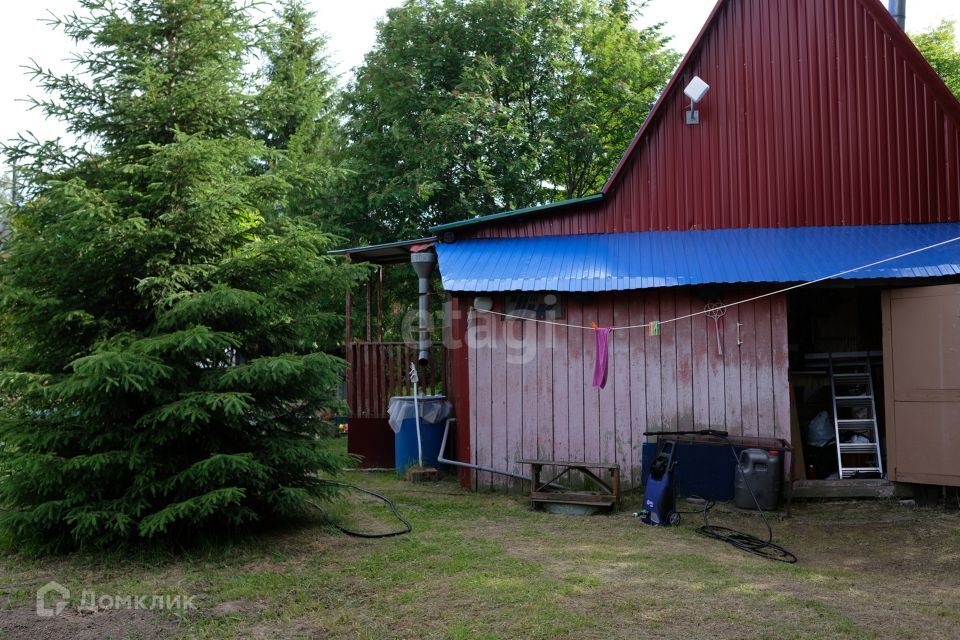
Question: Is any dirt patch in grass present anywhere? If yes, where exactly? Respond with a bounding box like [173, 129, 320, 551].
[2, 475, 958, 639]
[0, 605, 178, 640]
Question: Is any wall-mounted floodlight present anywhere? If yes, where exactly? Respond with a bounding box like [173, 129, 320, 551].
[473, 296, 493, 312]
[684, 75, 710, 125]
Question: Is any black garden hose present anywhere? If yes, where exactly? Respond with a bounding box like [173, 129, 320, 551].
[696, 442, 797, 563]
[308, 481, 412, 539]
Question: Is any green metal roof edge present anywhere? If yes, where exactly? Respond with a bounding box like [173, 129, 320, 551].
[327, 236, 436, 256]
[428, 193, 604, 233]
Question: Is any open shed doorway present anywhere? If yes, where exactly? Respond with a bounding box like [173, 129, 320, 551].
[788, 288, 885, 481]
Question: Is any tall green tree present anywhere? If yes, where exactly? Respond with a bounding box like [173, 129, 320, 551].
[913, 20, 960, 99]
[253, 0, 341, 223]
[0, 0, 361, 552]
[338, 0, 678, 242]
[0, 170, 14, 245]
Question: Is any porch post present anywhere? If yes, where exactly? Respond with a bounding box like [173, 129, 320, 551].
[345, 290, 352, 345]
[345, 289, 353, 417]
[377, 266, 384, 342]
[366, 275, 372, 342]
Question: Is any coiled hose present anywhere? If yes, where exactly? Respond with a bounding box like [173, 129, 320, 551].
[696, 441, 797, 563]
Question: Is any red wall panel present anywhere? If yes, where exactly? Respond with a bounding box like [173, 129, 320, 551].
[446, 296, 473, 487]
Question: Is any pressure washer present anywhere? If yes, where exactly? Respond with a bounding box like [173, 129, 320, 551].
[637, 439, 680, 526]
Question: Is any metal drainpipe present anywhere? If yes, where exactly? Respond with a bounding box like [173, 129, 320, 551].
[410, 252, 436, 365]
[888, 0, 905, 30]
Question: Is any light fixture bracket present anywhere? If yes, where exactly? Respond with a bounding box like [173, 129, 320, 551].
[683, 75, 710, 126]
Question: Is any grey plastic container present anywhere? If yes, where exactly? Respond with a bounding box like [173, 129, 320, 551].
[734, 448, 782, 510]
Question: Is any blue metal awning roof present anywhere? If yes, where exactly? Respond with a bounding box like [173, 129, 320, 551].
[435, 223, 960, 292]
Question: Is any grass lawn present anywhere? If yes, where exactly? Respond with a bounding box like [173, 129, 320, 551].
[1, 462, 958, 639]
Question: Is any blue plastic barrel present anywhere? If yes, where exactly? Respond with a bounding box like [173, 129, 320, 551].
[389, 395, 452, 477]
[394, 416, 446, 476]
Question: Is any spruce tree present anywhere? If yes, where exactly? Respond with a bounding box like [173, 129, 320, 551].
[0, 0, 361, 552]
[253, 0, 340, 224]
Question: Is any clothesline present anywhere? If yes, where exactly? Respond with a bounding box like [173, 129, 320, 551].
[471, 232, 960, 331]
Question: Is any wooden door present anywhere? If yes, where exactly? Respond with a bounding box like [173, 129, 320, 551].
[882, 284, 960, 486]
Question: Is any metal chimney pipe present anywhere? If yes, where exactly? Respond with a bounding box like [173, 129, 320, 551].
[410, 252, 436, 365]
[888, 0, 905, 30]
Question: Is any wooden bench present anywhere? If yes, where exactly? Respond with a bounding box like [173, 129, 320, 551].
[517, 459, 621, 510]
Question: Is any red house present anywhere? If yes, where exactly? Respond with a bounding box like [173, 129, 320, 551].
[340, 0, 960, 494]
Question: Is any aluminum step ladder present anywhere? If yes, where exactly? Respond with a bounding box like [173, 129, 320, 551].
[828, 352, 884, 478]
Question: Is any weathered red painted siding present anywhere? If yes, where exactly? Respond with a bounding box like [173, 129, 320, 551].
[460, 289, 789, 488]
[446, 296, 473, 486]
[461, 0, 960, 240]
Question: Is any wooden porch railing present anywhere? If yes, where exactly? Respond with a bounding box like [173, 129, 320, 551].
[347, 342, 448, 419]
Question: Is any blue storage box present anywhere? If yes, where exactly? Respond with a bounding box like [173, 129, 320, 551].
[641, 435, 789, 501]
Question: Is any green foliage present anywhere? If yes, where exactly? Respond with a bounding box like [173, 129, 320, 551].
[252, 0, 342, 224]
[0, 0, 363, 552]
[913, 20, 960, 99]
[337, 0, 679, 241]
[0, 173, 11, 245]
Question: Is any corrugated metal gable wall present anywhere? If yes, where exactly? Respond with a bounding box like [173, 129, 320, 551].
[463, 0, 960, 240]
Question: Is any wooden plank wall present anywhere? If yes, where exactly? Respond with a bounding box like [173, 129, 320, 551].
[464, 288, 789, 489]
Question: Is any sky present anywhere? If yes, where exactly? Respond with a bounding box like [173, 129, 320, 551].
[1, 0, 958, 165]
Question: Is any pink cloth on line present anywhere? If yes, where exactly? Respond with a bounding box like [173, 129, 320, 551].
[592, 327, 612, 389]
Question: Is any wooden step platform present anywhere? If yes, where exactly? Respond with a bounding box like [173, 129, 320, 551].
[518, 459, 621, 512]
[791, 479, 913, 499]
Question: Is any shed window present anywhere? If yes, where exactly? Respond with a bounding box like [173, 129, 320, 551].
[504, 293, 563, 320]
